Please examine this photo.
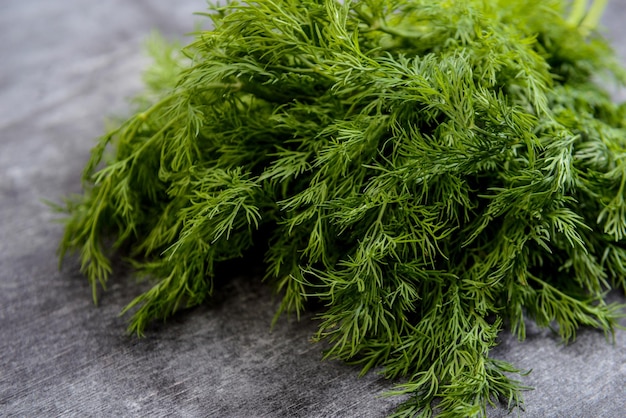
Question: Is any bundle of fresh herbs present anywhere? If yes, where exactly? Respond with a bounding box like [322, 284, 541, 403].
[58, 0, 626, 416]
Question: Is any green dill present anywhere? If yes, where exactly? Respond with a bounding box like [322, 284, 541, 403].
[57, 0, 626, 416]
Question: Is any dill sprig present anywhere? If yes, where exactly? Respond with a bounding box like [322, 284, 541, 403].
[58, 0, 626, 416]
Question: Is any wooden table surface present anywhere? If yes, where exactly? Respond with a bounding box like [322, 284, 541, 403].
[1, 1, 625, 416]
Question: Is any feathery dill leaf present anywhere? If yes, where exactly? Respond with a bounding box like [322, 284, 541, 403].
[58, 0, 626, 416]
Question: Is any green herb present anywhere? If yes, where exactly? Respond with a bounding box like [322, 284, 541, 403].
[58, 0, 626, 416]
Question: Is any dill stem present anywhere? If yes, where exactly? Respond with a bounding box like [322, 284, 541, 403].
[567, 0, 588, 25]
[580, 0, 608, 34]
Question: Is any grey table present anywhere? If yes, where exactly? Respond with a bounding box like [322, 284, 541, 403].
[1, 1, 625, 417]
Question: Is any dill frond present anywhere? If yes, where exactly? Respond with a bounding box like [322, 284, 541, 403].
[58, 1, 626, 416]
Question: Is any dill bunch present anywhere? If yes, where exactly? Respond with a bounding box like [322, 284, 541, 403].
[59, 0, 626, 416]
